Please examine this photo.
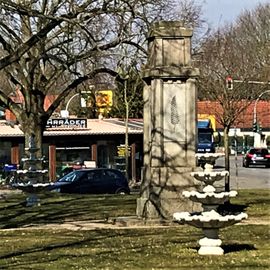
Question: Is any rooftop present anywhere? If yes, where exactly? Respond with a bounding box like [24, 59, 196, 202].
[0, 118, 143, 137]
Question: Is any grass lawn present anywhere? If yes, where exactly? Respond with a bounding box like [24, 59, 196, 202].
[0, 189, 269, 269]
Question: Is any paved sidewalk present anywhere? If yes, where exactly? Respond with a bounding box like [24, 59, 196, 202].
[0, 186, 22, 197]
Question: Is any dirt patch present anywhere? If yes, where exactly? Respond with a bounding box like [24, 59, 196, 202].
[3, 221, 174, 231]
[2, 217, 269, 232]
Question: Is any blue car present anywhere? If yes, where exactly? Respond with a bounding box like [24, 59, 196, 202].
[49, 168, 130, 195]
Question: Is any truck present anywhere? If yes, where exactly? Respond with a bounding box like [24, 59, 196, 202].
[197, 114, 219, 154]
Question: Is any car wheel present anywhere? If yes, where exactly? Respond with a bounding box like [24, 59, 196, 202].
[51, 188, 61, 193]
[115, 188, 128, 195]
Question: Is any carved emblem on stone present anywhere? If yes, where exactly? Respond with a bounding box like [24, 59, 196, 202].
[171, 96, 180, 130]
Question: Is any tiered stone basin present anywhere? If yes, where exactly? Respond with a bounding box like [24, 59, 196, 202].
[173, 153, 248, 255]
[196, 153, 224, 164]
[173, 210, 248, 229]
[12, 180, 52, 207]
[174, 209, 248, 255]
[196, 153, 224, 170]
[12, 182, 52, 193]
[16, 169, 48, 179]
[12, 135, 51, 206]
[14, 168, 50, 206]
[183, 185, 237, 208]
[191, 171, 229, 186]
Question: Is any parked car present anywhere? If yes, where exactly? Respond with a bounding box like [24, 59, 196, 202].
[1, 164, 18, 184]
[242, 148, 270, 168]
[49, 168, 130, 194]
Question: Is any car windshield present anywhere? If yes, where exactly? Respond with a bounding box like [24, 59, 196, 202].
[58, 171, 84, 182]
[198, 133, 212, 144]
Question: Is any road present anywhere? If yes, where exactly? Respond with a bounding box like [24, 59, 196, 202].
[215, 155, 270, 190]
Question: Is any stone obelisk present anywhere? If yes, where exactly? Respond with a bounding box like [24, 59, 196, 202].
[136, 21, 200, 219]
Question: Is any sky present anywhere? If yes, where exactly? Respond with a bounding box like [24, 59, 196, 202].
[202, 0, 269, 29]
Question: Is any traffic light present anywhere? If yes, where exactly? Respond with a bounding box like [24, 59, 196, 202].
[253, 122, 257, 132]
[226, 76, 233, 90]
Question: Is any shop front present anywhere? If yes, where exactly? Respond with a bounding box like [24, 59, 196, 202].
[0, 118, 143, 182]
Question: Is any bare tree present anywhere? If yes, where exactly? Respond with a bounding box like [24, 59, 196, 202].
[176, 0, 209, 53]
[196, 3, 270, 191]
[0, 0, 177, 154]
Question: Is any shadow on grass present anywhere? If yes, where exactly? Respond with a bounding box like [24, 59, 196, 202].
[192, 243, 257, 254]
[222, 243, 257, 254]
[0, 229, 157, 270]
[0, 238, 90, 260]
[0, 196, 83, 229]
[0, 193, 137, 229]
[217, 203, 248, 215]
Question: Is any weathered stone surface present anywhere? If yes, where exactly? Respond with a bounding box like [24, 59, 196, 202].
[145, 21, 195, 70]
[136, 21, 200, 219]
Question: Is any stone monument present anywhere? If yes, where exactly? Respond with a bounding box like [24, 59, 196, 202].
[136, 21, 200, 219]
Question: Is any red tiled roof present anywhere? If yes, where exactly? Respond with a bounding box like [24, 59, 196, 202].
[1, 100, 269, 137]
[0, 121, 23, 137]
[197, 100, 270, 129]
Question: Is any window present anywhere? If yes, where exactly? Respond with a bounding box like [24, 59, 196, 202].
[261, 149, 269, 155]
[105, 170, 120, 179]
[59, 171, 83, 182]
[87, 170, 102, 181]
[87, 171, 96, 181]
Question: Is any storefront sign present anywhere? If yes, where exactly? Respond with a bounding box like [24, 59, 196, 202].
[46, 118, 87, 129]
[117, 145, 130, 157]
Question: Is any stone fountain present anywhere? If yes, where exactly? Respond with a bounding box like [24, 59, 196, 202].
[12, 135, 52, 206]
[173, 153, 248, 255]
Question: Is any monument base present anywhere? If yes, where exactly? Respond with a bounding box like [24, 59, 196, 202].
[136, 167, 202, 219]
[136, 192, 200, 219]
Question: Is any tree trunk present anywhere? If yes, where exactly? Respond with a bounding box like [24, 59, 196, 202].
[223, 125, 230, 191]
[21, 116, 44, 159]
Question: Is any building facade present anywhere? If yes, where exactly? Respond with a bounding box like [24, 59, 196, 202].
[1, 100, 269, 181]
[0, 118, 143, 182]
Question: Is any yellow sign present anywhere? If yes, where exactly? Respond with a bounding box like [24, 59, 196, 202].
[117, 145, 131, 157]
[81, 90, 113, 114]
[96, 90, 113, 108]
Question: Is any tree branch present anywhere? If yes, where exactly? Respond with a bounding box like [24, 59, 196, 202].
[46, 67, 123, 116]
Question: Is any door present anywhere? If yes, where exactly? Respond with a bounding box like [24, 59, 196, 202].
[83, 170, 103, 194]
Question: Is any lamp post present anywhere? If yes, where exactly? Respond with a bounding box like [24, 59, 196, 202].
[60, 93, 80, 118]
[65, 93, 80, 112]
[253, 90, 270, 147]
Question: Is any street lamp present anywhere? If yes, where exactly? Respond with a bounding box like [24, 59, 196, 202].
[65, 93, 80, 112]
[60, 93, 80, 118]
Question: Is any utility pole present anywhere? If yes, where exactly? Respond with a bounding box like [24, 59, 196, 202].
[226, 78, 270, 147]
[223, 77, 269, 191]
